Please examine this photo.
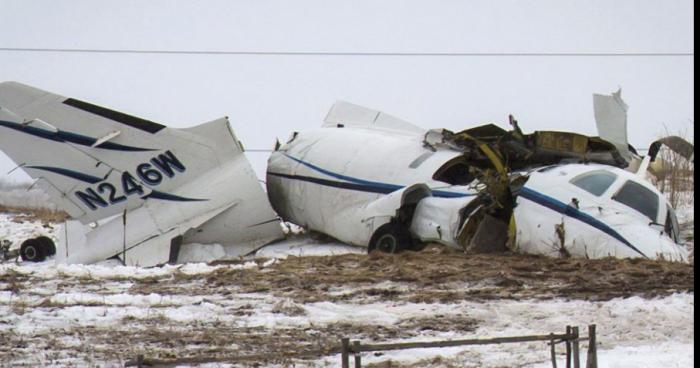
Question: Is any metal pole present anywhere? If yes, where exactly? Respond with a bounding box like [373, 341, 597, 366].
[122, 210, 127, 264]
[572, 327, 580, 368]
[341, 337, 350, 368]
[586, 325, 597, 368]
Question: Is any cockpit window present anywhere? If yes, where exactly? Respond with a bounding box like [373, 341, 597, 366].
[612, 180, 659, 221]
[433, 158, 474, 185]
[570, 170, 617, 196]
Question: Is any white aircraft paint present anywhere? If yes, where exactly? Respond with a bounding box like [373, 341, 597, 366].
[512, 164, 687, 261]
[267, 99, 689, 262]
[0, 82, 283, 266]
[267, 101, 475, 250]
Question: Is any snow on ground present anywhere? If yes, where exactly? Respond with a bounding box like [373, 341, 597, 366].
[668, 194, 694, 261]
[0, 248, 694, 366]
[0, 180, 57, 211]
[0, 212, 60, 252]
[0, 212, 694, 367]
[253, 234, 365, 259]
[0, 254, 693, 367]
[311, 293, 694, 368]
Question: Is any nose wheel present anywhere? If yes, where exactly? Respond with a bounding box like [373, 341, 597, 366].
[376, 233, 399, 253]
[369, 223, 413, 254]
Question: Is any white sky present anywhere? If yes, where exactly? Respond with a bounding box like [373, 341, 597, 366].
[0, 0, 694, 182]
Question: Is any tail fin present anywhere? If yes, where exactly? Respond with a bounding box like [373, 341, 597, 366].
[0, 82, 238, 224]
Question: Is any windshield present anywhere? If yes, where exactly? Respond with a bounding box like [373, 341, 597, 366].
[571, 170, 618, 196]
[612, 180, 660, 221]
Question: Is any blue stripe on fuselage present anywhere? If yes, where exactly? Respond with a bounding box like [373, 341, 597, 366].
[519, 187, 647, 258]
[277, 153, 645, 257]
[280, 153, 472, 198]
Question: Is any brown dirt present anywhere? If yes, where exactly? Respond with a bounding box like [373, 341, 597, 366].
[135, 245, 694, 303]
[0, 205, 69, 223]
[0, 245, 693, 367]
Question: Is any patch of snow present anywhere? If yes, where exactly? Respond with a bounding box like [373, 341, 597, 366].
[0, 184, 57, 211]
[0, 213, 59, 250]
[254, 234, 365, 259]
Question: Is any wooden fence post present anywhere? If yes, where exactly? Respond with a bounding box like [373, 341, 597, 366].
[572, 327, 580, 368]
[586, 325, 597, 368]
[353, 340, 362, 368]
[341, 337, 350, 368]
[550, 335, 557, 368]
[566, 326, 572, 368]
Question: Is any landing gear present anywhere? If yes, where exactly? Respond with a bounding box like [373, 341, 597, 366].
[20, 236, 56, 262]
[369, 223, 413, 254]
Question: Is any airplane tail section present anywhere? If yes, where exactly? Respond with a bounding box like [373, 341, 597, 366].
[0, 82, 240, 224]
[1, 82, 283, 265]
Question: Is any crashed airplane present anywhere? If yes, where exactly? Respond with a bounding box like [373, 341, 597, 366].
[0, 82, 283, 266]
[267, 96, 690, 262]
[0, 82, 690, 265]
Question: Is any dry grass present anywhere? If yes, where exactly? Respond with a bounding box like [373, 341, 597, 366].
[128, 245, 694, 303]
[651, 125, 694, 208]
[0, 245, 693, 366]
[0, 204, 69, 223]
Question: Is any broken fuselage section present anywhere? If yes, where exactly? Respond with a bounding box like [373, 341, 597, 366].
[267, 101, 688, 262]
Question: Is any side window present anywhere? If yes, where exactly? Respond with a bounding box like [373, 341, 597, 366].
[570, 171, 617, 196]
[433, 158, 474, 185]
[612, 180, 659, 221]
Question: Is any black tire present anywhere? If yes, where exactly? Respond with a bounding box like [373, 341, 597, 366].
[369, 223, 413, 254]
[20, 239, 47, 262]
[35, 236, 56, 257]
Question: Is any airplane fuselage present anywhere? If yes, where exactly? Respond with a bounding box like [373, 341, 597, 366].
[268, 126, 688, 262]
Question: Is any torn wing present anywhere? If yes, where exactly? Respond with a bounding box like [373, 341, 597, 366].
[593, 89, 632, 162]
[323, 100, 426, 134]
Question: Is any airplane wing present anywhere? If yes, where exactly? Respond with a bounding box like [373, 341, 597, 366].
[323, 100, 426, 134]
[593, 89, 632, 162]
[647, 136, 694, 163]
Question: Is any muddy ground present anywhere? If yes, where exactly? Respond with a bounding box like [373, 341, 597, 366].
[0, 244, 694, 367]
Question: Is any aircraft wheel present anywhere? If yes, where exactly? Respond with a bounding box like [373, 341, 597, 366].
[369, 223, 412, 254]
[20, 238, 47, 262]
[35, 236, 56, 256]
